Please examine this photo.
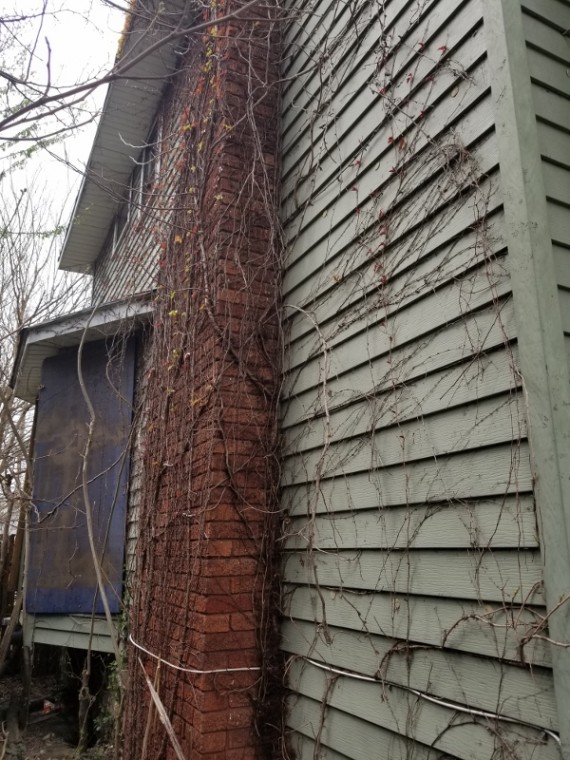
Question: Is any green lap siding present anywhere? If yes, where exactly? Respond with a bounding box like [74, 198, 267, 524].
[279, 0, 570, 756]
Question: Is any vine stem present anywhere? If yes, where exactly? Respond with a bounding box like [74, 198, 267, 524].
[76, 325, 123, 678]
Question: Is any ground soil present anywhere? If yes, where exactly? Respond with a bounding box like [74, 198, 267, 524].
[22, 715, 114, 760]
[0, 674, 113, 760]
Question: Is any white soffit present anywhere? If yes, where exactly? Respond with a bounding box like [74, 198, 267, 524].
[11, 294, 153, 402]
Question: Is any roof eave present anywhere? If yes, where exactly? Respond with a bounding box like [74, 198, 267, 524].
[11, 293, 154, 402]
[59, 1, 191, 273]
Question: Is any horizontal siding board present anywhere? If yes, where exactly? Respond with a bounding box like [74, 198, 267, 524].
[281, 0, 337, 55]
[284, 260, 511, 384]
[537, 122, 570, 169]
[282, 0, 478, 153]
[283, 547, 543, 603]
[93, 132, 184, 301]
[281, 0, 403, 99]
[548, 200, 570, 247]
[279, 0, 557, 754]
[281, 0, 357, 88]
[30, 614, 116, 654]
[284, 258, 510, 394]
[521, 0, 570, 31]
[283, 300, 517, 424]
[531, 82, 570, 129]
[282, 0, 313, 14]
[283, 27, 488, 214]
[125, 339, 150, 586]
[283, 442, 533, 513]
[527, 47, 570, 97]
[282, 620, 557, 729]
[522, 12, 570, 64]
[287, 252, 508, 380]
[283, 62, 490, 229]
[282, 12, 488, 197]
[284, 585, 551, 666]
[282, 0, 398, 142]
[285, 216, 507, 349]
[288, 695, 446, 760]
[32, 627, 115, 654]
[284, 104, 492, 261]
[282, 341, 518, 432]
[287, 659, 561, 760]
[283, 105, 498, 256]
[32, 614, 111, 635]
[558, 287, 570, 335]
[281, 0, 363, 82]
[289, 733, 353, 760]
[542, 162, 570, 207]
[282, 135, 500, 287]
[282, 392, 526, 482]
[282, 174, 503, 315]
[94, 211, 160, 301]
[284, 496, 538, 551]
[554, 246, 570, 290]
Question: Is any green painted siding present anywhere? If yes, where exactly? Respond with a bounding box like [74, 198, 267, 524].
[485, 0, 570, 751]
[288, 660, 561, 760]
[522, 2, 570, 341]
[24, 613, 116, 654]
[279, 0, 565, 756]
[523, 0, 570, 385]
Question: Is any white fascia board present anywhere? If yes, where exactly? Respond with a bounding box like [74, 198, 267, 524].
[12, 294, 153, 402]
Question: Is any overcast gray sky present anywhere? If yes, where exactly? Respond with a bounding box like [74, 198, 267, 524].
[2, 1, 125, 217]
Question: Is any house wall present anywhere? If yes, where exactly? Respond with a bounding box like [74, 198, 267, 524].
[124, 330, 152, 592]
[121, 3, 282, 758]
[91, 132, 188, 304]
[92, 204, 158, 303]
[279, 0, 564, 757]
[483, 0, 570, 750]
[92, 92, 184, 303]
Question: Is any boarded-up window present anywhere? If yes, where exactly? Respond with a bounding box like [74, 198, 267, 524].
[26, 338, 135, 615]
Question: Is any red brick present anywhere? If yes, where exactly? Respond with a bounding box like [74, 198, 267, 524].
[192, 592, 254, 615]
[228, 727, 256, 749]
[198, 707, 252, 732]
[194, 730, 227, 754]
[231, 575, 260, 594]
[193, 612, 231, 634]
[193, 629, 257, 653]
[204, 539, 234, 557]
[194, 689, 230, 713]
[224, 649, 260, 669]
[230, 612, 255, 631]
[213, 671, 258, 690]
[197, 576, 233, 595]
[201, 557, 258, 577]
[123, 5, 282, 757]
[224, 748, 258, 760]
[228, 691, 253, 709]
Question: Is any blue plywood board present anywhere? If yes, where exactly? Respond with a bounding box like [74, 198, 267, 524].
[26, 338, 135, 615]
